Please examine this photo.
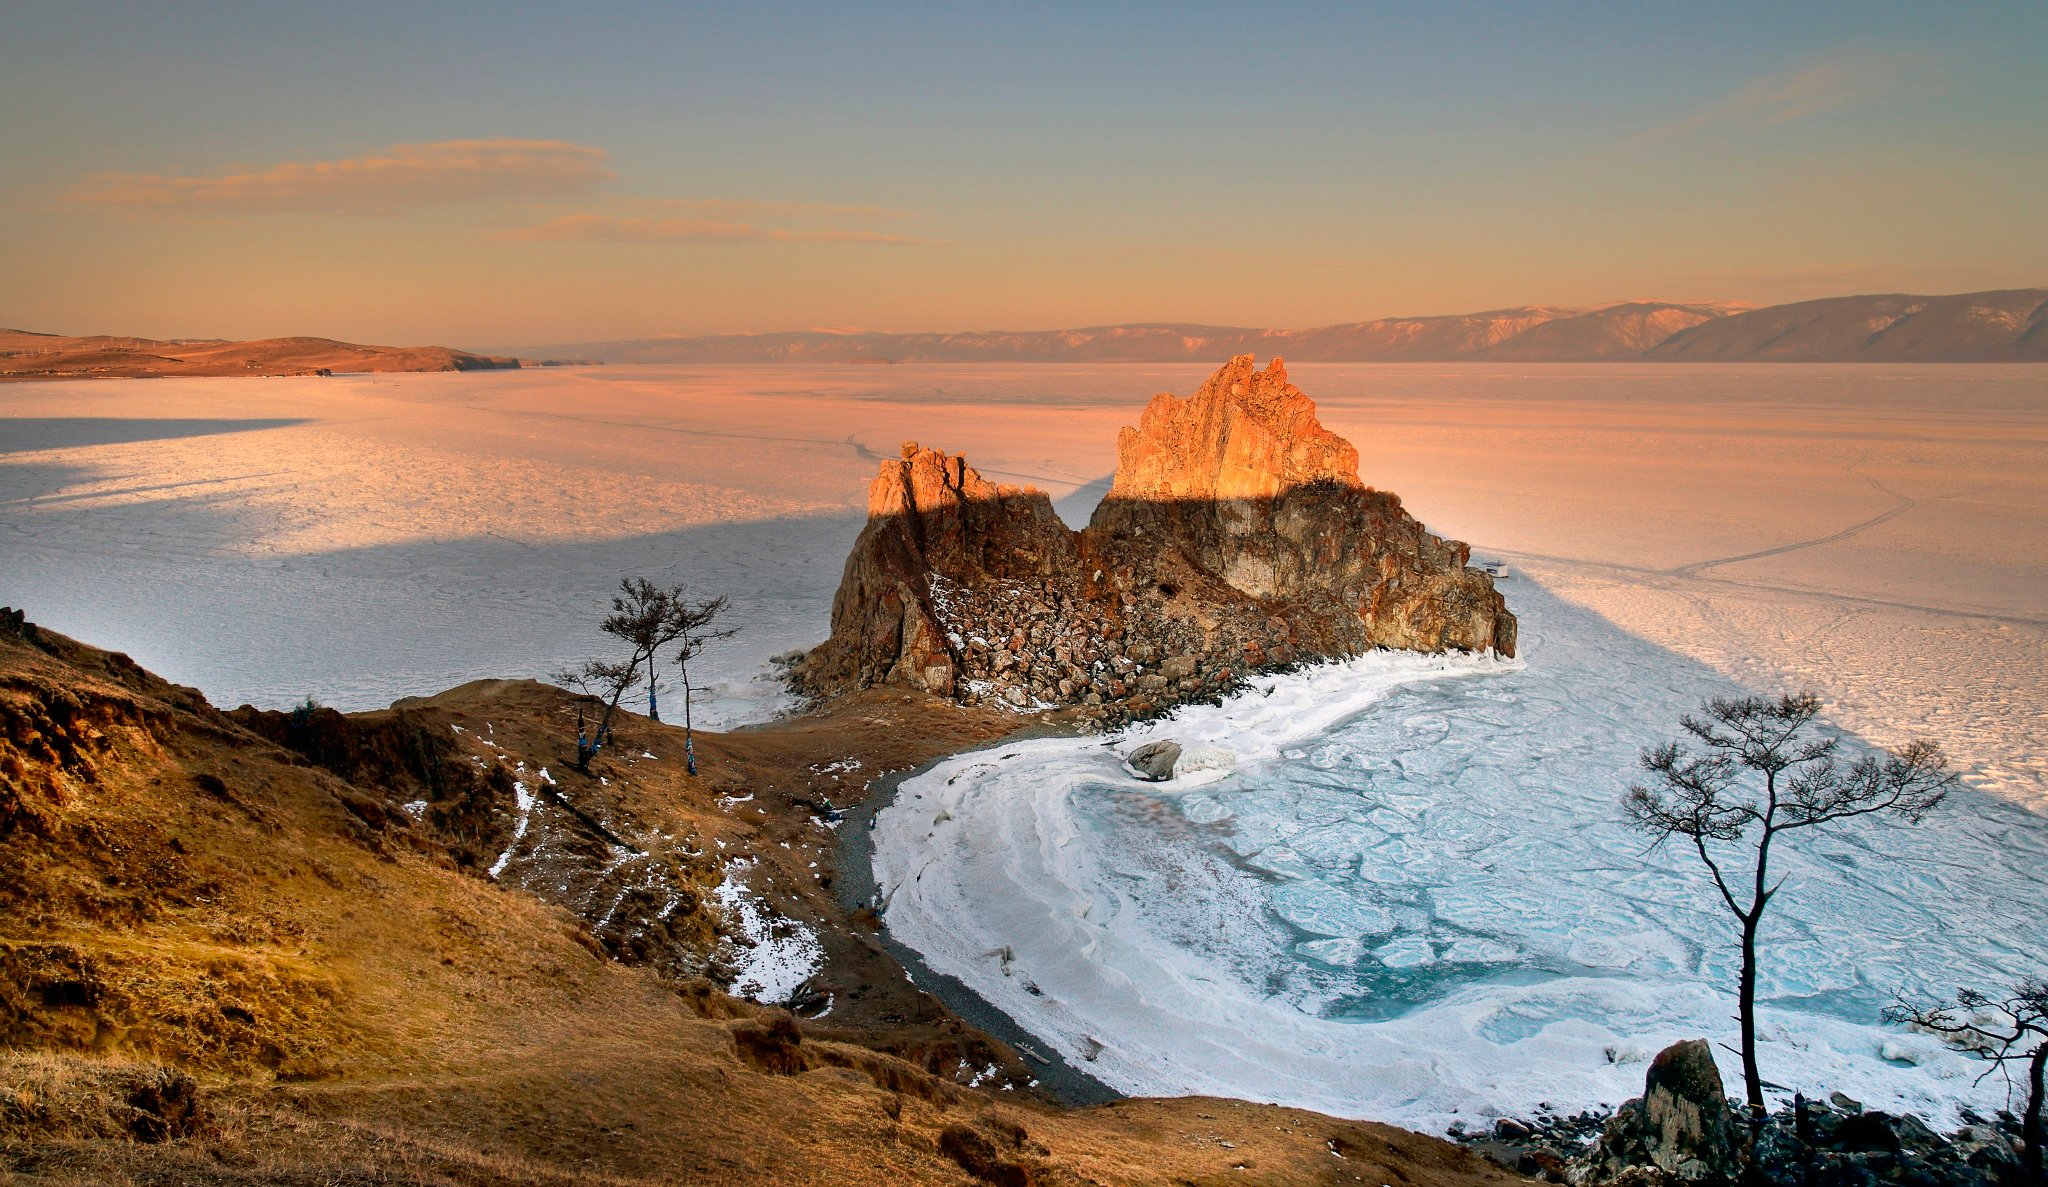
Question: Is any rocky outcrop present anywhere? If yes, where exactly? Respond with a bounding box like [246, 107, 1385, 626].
[1091, 356, 1514, 658]
[798, 444, 1077, 702]
[799, 356, 1516, 721]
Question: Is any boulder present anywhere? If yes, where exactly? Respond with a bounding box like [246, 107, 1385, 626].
[1125, 740, 1182, 781]
[1568, 1069, 2009, 1187]
[1640, 1039, 1737, 1177]
[1575, 1039, 1739, 1184]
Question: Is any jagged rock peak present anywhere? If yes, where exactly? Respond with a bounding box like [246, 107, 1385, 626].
[1109, 354, 1361, 503]
[869, 440, 1033, 519]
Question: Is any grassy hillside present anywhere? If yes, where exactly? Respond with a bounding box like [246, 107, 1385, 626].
[0, 613, 1510, 1186]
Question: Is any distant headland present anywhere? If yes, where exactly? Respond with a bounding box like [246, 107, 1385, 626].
[0, 327, 594, 381]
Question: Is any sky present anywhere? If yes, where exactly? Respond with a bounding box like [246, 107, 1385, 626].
[2, 1, 2045, 347]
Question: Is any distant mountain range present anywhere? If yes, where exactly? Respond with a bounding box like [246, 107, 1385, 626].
[517, 288, 2048, 364]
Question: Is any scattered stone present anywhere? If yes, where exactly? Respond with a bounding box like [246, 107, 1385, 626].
[1549, 1042, 2021, 1186]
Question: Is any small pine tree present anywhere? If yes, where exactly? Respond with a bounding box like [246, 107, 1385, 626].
[668, 595, 735, 777]
[1624, 692, 1955, 1115]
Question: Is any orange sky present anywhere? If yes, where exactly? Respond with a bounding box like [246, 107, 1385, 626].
[3, 5, 2044, 347]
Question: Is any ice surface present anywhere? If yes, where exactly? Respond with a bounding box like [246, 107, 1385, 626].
[0, 366, 1153, 725]
[3, 364, 2044, 791]
[874, 580, 2048, 1131]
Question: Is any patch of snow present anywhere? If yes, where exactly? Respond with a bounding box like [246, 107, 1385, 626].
[487, 776, 537, 879]
[712, 859, 824, 1005]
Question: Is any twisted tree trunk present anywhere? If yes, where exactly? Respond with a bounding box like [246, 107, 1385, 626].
[2025, 1042, 2044, 1187]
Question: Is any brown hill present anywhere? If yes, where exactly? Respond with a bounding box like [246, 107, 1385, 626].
[800, 356, 1514, 720]
[0, 610, 1510, 1185]
[1480, 301, 1730, 360]
[1646, 288, 2048, 361]
[0, 328, 538, 381]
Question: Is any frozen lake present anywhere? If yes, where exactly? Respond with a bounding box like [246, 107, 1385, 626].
[2, 362, 2040, 783]
[5, 361, 2046, 1124]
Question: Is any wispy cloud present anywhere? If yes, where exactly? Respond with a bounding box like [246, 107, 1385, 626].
[634, 197, 910, 221]
[71, 138, 612, 214]
[501, 213, 937, 246]
[1632, 52, 1934, 146]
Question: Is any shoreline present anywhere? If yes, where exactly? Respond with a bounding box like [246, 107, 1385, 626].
[833, 723, 1124, 1108]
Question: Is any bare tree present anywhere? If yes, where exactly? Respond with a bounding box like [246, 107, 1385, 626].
[554, 657, 642, 773]
[602, 577, 691, 722]
[1887, 978, 2046, 1183]
[1623, 692, 1956, 1115]
[668, 594, 735, 777]
[560, 578, 736, 776]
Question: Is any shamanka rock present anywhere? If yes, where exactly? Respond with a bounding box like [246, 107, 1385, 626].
[798, 355, 1517, 722]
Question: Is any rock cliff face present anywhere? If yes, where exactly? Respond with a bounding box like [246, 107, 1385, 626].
[800, 446, 1075, 700]
[799, 355, 1516, 721]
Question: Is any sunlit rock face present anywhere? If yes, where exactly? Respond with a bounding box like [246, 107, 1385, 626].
[799, 355, 1516, 721]
[1090, 355, 1515, 657]
[1105, 354, 1362, 505]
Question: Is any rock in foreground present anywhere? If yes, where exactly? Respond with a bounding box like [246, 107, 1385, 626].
[1562, 1039, 2024, 1186]
[800, 355, 1516, 721]
[1576, 1039, 1739, 1182]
